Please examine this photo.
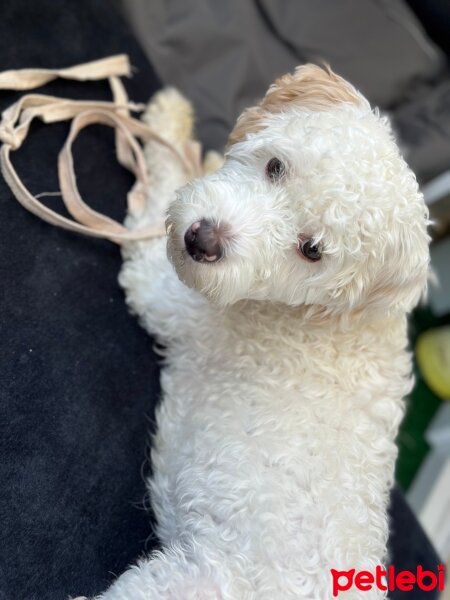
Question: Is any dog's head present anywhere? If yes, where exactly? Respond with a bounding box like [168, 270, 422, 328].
[167, 65, 430, 318]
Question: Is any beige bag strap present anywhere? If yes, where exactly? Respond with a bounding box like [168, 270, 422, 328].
[0, 54, 131, 90]
[0, 55, 202, 244]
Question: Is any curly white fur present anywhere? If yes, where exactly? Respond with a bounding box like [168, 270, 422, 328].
[84, 67, 430, 600]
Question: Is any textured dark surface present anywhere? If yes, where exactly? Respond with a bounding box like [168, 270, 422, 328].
[388, 486, 444, 599]
[0, 1, 161, 599]
[0, 1, 441, 599]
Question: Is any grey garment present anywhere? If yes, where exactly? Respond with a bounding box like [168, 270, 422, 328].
[122, 0, 449, 182]
[122, 0, 297, 150]
[258, 0, 443, 107]
[393, 77, 450, 183]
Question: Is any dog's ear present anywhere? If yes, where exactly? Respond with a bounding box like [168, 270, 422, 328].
[262, 64, 365, 112]
[227, 103, 267, 147]
[351, 203, 430, 317]
[228, 64, 367, 146]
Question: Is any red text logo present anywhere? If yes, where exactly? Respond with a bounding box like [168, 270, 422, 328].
[331, 565, 445, 597]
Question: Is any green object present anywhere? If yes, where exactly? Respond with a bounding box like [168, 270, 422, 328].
[395, 307, 448, 492]
[416, 326, 450, 400]
[395, 375, 442, 491]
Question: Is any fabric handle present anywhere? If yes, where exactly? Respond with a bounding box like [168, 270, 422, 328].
[0, 54, 131, 90]
[0, 55, 202, 244]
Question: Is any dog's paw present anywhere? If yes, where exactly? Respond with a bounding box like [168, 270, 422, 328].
[143, 87, 194, 146]
[203, 150, 224, 175]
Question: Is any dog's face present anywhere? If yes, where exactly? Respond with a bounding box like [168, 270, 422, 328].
[167, 65, 430, 317]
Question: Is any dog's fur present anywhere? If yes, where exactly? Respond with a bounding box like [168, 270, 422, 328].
[93, 65, 430, 600]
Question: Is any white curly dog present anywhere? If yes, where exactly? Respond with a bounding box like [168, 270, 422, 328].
[85, 65, 430, 600]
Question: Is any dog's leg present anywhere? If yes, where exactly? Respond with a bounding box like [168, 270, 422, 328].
[119, 88, 207, 342]
[127, 87, 195, 228]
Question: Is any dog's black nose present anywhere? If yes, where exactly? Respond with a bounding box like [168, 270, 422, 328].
[184, 219, 223, 263]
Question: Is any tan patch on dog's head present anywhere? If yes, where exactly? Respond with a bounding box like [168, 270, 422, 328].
[228, 64, 366, 146]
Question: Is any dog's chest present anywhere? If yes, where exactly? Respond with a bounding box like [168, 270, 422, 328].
[164, 304, 410, 433]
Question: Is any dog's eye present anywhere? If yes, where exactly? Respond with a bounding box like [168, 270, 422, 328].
[266, 157, 285, 181]
[298, 238, 322, 262]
